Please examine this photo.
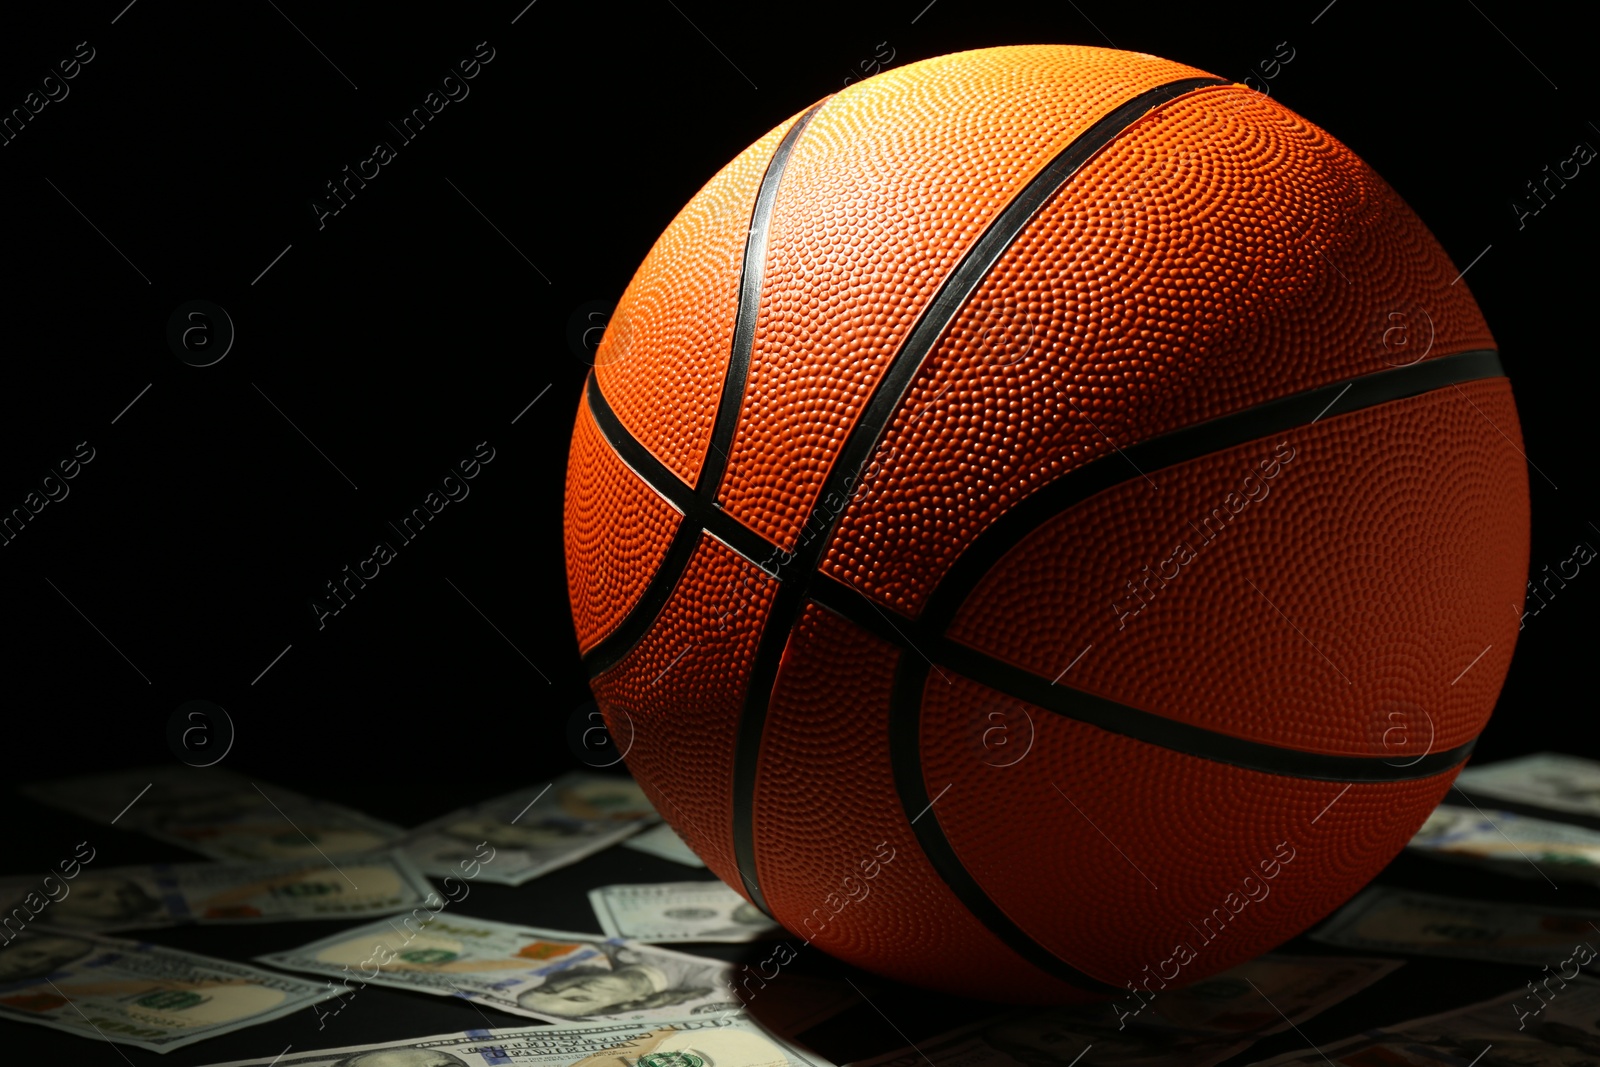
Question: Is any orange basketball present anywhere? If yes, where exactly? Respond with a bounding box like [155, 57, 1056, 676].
[563, 45, 1530, 1005]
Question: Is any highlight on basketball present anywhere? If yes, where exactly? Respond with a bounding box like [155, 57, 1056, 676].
[564, 46, 1529, 1002]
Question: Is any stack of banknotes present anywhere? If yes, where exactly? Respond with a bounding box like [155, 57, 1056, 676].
[1406, 752, 1600, 884]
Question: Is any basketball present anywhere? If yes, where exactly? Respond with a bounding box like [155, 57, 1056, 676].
[563, 44, 1530, 1005]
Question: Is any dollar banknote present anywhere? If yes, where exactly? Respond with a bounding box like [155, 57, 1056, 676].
[0, 852, 436, 931]
[0, 926, 337, 1051]
[259, 912, 742, 1025]
[623, 823, 706, 868]
[1457, 752, 1600, 819]
[849, 953, 1402, 1067]
[196, 1012, 832, 1067]
[1409, 802, 1600, 882]
[1252, 975, 1600, 1066]
[1311, 886, 1600, 966]
[398, 773, 659, 886]
[590, 882, 783, 943]
[19, 764, 402, 862]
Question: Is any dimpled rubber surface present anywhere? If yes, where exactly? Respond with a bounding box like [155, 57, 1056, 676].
[752, 605, 1099, 1003]
[920, 674, 1461, 986]
[589, 535, 776, 890]
[563, 45, 1532, 1003]
[949, 380, 1528, 756]
[714, 46, 1211, 549]
[593, 114, 802, 487]
[563, 400, 682, 653]
[822, 84, 1496, 615]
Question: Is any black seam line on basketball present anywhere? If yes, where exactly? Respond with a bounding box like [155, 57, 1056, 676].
[728, 75, 1226, 919]
[700, 102, 827, 497]
[579, 106, 823, 681]
[812, 575, 1476, 782]
[918, 348, 1506, 634]
[580, 374, 783, 679]
[887, 652, 1124, 995]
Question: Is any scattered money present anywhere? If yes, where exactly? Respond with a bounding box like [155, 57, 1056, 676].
[1312, 886, 1600, 967]
[1457, 752, 1600, 819]
[260, 912, 742, 1024]
[0, 852, 436, 931]
[19, 764, 401, 862]
[195, 1012, 830, 1067]
[398, 773, 659, 886]
[1409, 802, 1600, 883]
[623, 823, 706, 868]
[590, 882, 783, 943]
[0, 926, 337, 1052]
[1252, 975, 1600, 1066]
[849, 953, 1401, 1067]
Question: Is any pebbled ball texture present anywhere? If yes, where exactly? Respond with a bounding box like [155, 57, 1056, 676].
[563, 400, 681, 651]
[948, 380, 1526, 758]
[821, 84, 1495, 613]
[563, 44, 1530, 1002]
[713, 47, 1213, 548]
[594, 115, 804, 486]
[751, 605, 1103, 1002]
[589, 535, 776, 888]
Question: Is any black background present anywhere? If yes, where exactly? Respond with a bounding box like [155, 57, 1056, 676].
[1, 0, 1596, 1062]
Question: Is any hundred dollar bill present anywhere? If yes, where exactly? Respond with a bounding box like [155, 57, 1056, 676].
[623, 823, 707, 868]
[590, 882, 783, 943]
[0, 852, 435, 931]
[850, 954, 1401, 1067]
[1456, 752, 1600, 820]
[1252, 975, 1600, 1066]
[0, 925, 337, 1052]
[196, 1012, 832, 1067]
[259, 912, 741, 1024]
[1311, 886, 1600, 966]
[19, 764, 401, 862]
[398, 773, 659, 886]
[1409, 802, 1600, 883]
